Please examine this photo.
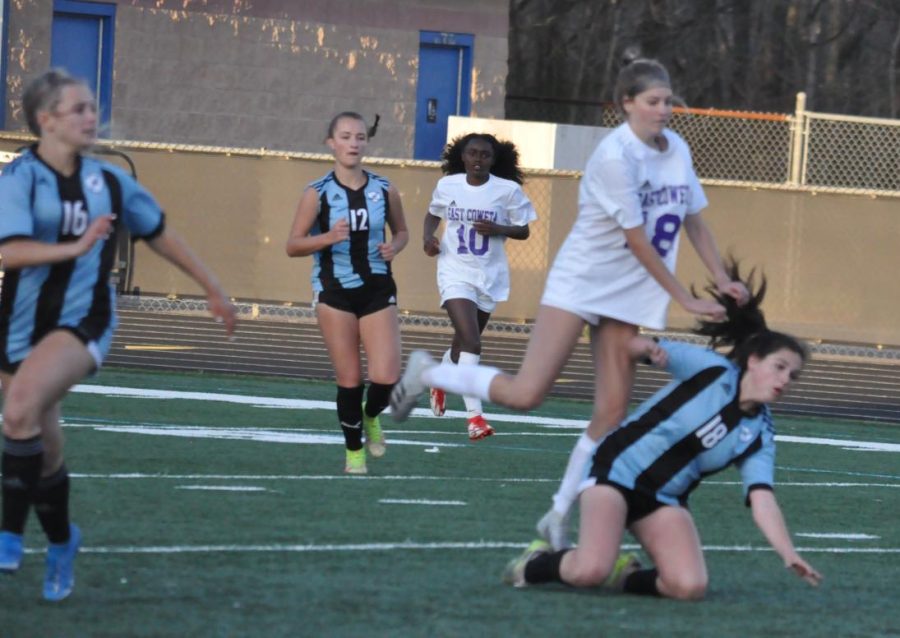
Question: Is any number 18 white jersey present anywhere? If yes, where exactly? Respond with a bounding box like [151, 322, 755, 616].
[429, 173, 537, 303]
[541, 123, 708, 330]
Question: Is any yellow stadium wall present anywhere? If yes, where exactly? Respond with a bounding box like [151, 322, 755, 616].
[1, 140, 895, 346]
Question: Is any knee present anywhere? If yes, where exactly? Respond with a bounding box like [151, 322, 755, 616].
[561, 555, 610, 588]
[660, 573, 707, 601]
[2, 398, 35, 436]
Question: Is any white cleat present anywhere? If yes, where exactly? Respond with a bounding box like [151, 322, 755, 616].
[389, 350, 436, 422]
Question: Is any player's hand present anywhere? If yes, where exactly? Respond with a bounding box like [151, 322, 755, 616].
[628, 336, 668, 367]
[329, 218, 350, 244]
[378, 242, 398, 261]
[208, 291, 237, 338]
[718, 279, 750, 306]
[423, 236, 440, 256]
[75, 215, 116, 255]
[682, 297, 726, 321]
[786, 558, 822, 587]
[473, 220, 500, 236]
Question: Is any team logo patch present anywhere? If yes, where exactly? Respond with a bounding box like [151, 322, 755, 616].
[367, 191, 382, 202]
[84, 173, 104, 193]
[739, 426, 754, 442]
[388, 295, 396, 304]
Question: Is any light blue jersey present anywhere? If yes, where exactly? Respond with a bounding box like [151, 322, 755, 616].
[587, 341, 776, 507]
[308, 170, 391, 292]
[0, 147, 164, 369]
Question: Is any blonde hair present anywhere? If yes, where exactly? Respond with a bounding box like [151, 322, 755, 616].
[22, 68, 88, 136]
[613, 58, 671, 112]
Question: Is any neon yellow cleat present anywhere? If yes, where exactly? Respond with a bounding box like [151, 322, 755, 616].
[344, 448, 367, 475]
[604, 552, 642, 590]
[502, 539, 551, 588]
[362, 402, 386, 458]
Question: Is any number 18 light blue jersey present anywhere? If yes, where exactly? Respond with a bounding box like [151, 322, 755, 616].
[585, 341, 777, 507]
[0, 148, 165, 369]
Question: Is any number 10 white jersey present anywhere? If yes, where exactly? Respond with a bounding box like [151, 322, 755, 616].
[429, 173, 537, 303]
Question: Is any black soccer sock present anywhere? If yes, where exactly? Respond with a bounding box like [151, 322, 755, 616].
[524, 549, 570, 584]
[364, 382, 394, 418]
[33, 465, 71, 544]
[336, 385, 365, 451]
[1, 435, 44, 535]
[623, 568, 661, 596]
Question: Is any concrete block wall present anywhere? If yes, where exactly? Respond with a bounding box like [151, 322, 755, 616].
[3, 0, 509, 159]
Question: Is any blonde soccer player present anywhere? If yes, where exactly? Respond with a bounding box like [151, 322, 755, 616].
[0, 69, 235, 601]
[391, 58, 748, 550]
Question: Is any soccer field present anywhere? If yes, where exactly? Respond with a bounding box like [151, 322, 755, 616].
[2, 367, 898, 638]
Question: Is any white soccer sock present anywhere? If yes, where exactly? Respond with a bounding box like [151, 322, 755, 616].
[457, 352, 483, 417]
[442, 348, 453, 365]
[551, 432, 597, 515]
[421, 362, 499, 403]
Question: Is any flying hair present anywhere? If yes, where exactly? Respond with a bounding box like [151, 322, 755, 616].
[692, 259, 808, 369]
[440, 133, 525, 184]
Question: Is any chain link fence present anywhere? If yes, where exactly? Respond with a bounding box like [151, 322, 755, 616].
[803, 113, 900, 192]
[507, 94, 900, 195]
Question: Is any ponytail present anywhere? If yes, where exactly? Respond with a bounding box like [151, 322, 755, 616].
[693, 260, 808, 369]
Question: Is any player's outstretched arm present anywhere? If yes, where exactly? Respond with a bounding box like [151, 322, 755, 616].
[146, 229, 236, 337]
[749, 488, 823, 587]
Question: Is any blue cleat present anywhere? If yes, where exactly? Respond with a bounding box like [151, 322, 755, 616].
[43, 524, 81, 602]
[0, 530, 24, 573]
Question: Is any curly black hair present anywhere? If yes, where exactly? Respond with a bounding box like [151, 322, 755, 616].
[440, 133, 525, 184]
[693, 259, 808, 370]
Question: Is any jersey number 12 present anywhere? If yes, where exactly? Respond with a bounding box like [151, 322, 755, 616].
[349, 208, 369, 232]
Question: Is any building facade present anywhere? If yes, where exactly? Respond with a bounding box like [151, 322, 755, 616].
[1, 0, 509, 159]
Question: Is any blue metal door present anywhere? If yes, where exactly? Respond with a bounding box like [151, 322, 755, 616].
[414, 32, 473, 160]
[51, 1, 115, 131]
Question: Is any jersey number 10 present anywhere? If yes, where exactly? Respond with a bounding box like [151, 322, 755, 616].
[456, 225, 489, 256]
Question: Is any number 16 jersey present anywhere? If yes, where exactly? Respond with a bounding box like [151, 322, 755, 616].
[428, 173, 537, 303]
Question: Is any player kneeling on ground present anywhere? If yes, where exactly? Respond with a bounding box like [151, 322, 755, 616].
[502, 264, 823, 598]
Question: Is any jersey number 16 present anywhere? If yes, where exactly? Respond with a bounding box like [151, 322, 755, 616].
[61, 200, 89, 237]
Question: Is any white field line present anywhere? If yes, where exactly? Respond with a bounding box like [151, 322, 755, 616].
[19, 541, 900, 556]
[796, 533, 879, 540]
[69, 382, 900, 452]
[70, 472, 557, 482]
[67, 473, 900, 488]
[378, 498, 466, 506]
[176, 485, 268, 492]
